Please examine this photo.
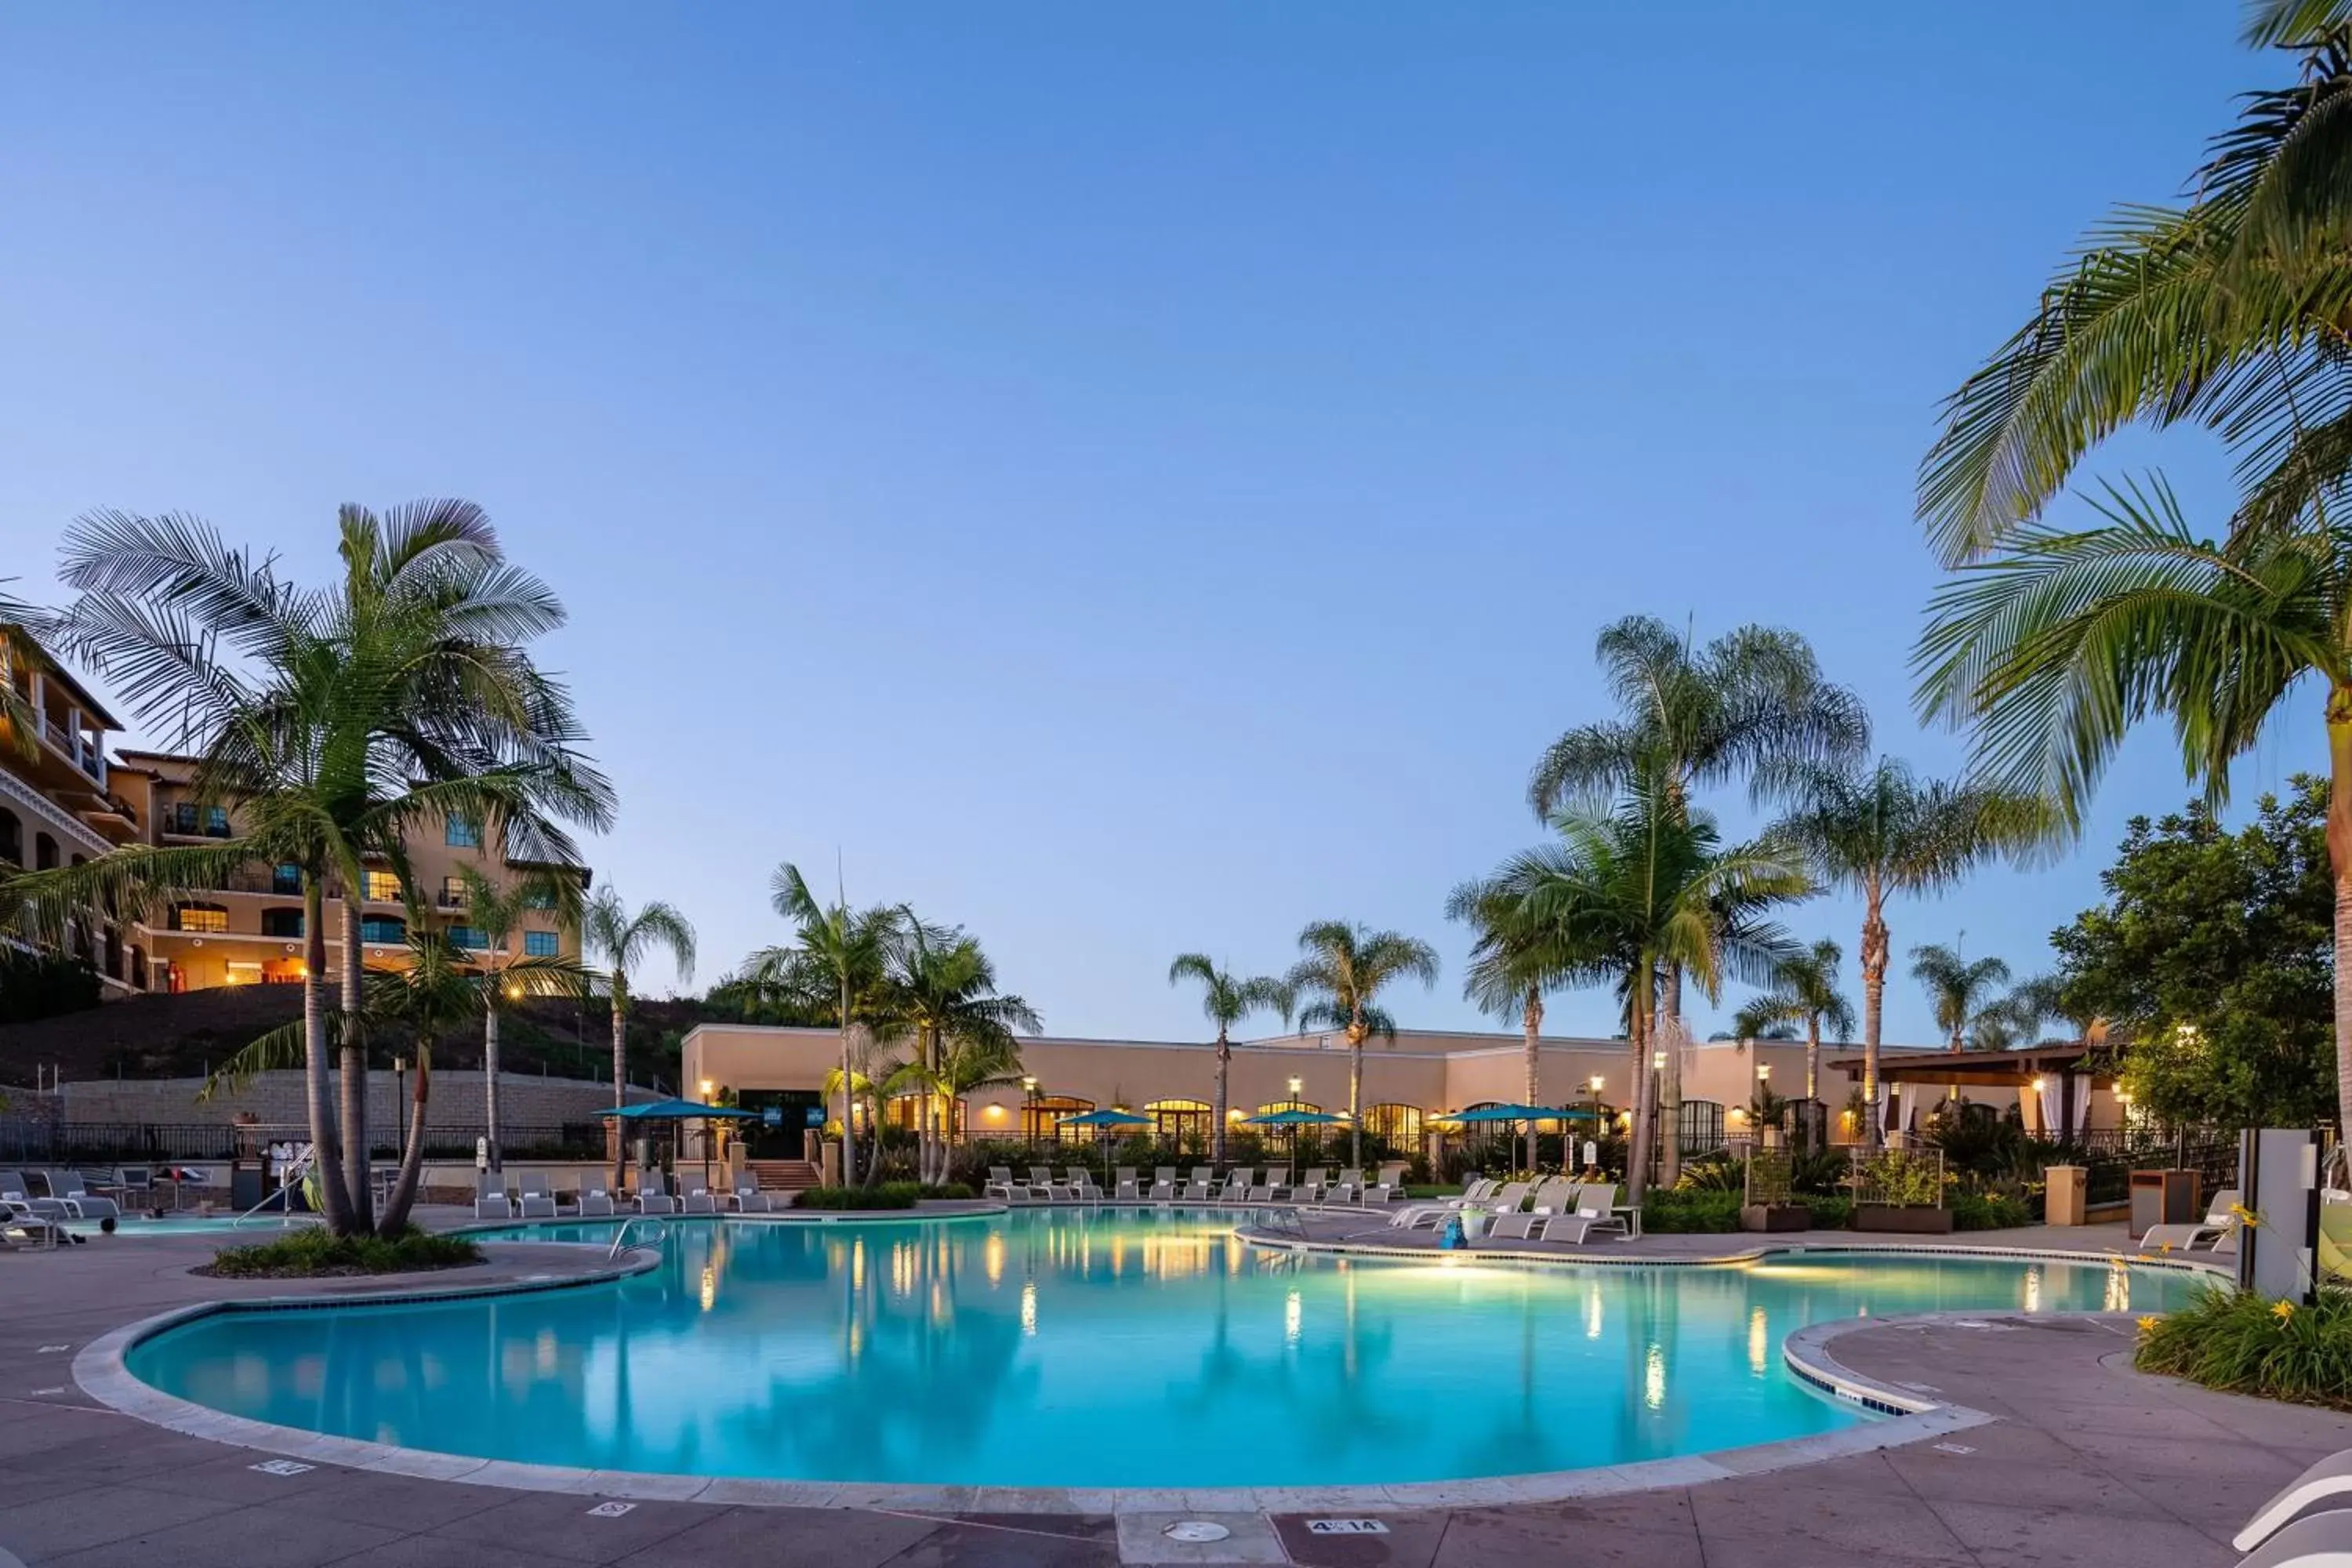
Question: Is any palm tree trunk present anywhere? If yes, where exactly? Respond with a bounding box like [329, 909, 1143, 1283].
[1805, 1014, 1820, 1103]
[1625, 972, 1655, 1204]
[484, 1002, 503, 1173]
[610, 972, 630, 1191]
[1212, 1027, 1231, 1163]
[378, 1051, 430, 1232]
[1860, 894, 1888, 1149]
[838, 977, 857, 1189]
[1522, 987, 1542, 1174]
[339, 898, 372, 1232]
[1657, 965, 1683, 1188]
[1348, 1018, 1366, 1171]
[301, 873, 354, 1233]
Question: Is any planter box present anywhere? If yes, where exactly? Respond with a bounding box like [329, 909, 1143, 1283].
[1740, 1203, 1812, 1232]
[1853, 1203, 1953, 1235]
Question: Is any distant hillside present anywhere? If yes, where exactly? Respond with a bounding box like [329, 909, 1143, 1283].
[0, 986, 723, 1091]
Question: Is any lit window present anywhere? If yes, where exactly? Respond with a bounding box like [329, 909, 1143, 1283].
[361, 871, 401, 902]
[524, 931, 557, 958]
[172, 904, 228, 934]
[445, 817, 480, 848]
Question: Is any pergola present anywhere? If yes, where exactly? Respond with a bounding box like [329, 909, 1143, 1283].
[1826, 1044, 2111, 1137]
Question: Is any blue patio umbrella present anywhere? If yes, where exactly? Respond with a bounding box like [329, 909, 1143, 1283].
[601, 1100, 763, 1194]
[1243, 1109, 1352, 1126]
[1438, 1103, 1599, 1123]
[1058, 1108, 1154, 1186]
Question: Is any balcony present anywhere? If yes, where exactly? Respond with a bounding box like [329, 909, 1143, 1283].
[159, 807, 233, 840]
[38, 716, 106, 786]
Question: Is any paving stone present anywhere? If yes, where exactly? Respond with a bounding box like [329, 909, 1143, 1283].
[34, 1502, 402, 1568]
[877, 1521, 1119, 1566]
[424, 1490, 717, 1563]
[0, 1481, 245, 1560]
[614, 1504, 947, 1567]
[1433, 1513, 1703, 1566]
[328, 1537, 588, 1568]
[1925, 1497, 2240, 1566]
[1688, 1475, 1976, 1562]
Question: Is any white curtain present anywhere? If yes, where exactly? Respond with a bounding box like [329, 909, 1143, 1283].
[2036, 1075, 2089, 1137]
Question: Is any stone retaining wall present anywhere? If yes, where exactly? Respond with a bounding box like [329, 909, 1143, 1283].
[55, 1070, 659, 1131]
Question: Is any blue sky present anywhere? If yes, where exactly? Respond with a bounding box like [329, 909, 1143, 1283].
[0, 3, 2307, 1045]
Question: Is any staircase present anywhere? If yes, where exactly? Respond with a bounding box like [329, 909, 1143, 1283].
[746, 1160, 821, 1195]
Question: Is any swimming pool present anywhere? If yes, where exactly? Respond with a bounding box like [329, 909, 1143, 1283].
[66, 1214, 317, 1238]
[123, 1209, 2201, 1489]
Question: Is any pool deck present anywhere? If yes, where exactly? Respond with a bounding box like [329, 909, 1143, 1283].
[2, 1210, 2344, 1566]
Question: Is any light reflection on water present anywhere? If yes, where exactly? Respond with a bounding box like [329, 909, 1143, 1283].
[125, 1210, 2203, 1488]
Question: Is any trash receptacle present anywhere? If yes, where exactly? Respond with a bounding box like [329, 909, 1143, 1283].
[2045, 1164, 2086, 1226]
[2129, 1169, 2198, 1240]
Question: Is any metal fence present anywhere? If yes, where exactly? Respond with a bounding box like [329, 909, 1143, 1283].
[0, 1119, 611, 1165]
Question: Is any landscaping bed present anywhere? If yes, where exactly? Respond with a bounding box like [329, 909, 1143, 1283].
[2136, 1285, 2352, 1410]
[792, 1181, 976, 1211]
[199, 1225, 485, 1279]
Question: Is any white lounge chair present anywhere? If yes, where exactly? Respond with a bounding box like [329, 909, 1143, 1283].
[1572, 1182, 1635, 1238]
[579, 1185, 616, 1218]
[473, 1172, 514, 1220]
[1329, 1167, 1364, 1204]
[0, 1171, 69, 1221]
[1148, 1167, 1178, 1201]
[114, 1167, 157, 1207]
[1029, 1166, 1073, 1203]
[42, 1170, 119, 1221]
[984, 1167, 1033, 1202]
[514, 1172, 557, 1220]
[2235, 1507, 2352, 1567]
[1181, 1167, 1215, 1201]
[1526, 1176, 1581, 1214]
[1369, 1161, 1411, 1203]
[2142, 1187, 2241, 1253]
[1293, 1169, 1327, 1203]
[2237, 1447, 2352, 1553]
[1067, 1168, 1105, 1202]
[1215, 1167, 1257, 1202]
[1113, 1167, 1141, 1201]
[1392, 1178, 1499, 1226]
[731, 1180, 774, 1214]
[1485, 1212, 1544, 1242]
[635, 1171, 677, 1214]
[1252, 1169, 1292, 1202]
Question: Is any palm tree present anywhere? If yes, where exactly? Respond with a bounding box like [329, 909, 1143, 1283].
[750, 864, 904, 1187]
[1971, 973, 2092, 1054]
[1504, 776, 1808, 1200]
[880, 920, 1039, 1185]
[582, 887, 697, 1189]
[1908, 943, 2012, 1052]
[1732, 938, 1855, 1099]
[456, 863, 586, 1171]
[1167, 955, 1287, 1162]
[1445, 873, 1574, 1172]
[1287, 923, 1439, 1167]
[6, 505, 609, 1234]
[1530, 615, 1867, 1182]
[1767, 758, 2045, 1147]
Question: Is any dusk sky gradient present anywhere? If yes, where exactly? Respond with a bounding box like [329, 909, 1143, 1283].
[0, 4, 2314, 1047]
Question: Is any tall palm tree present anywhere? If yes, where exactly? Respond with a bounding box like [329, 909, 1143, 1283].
[1445, 874, 1574, 1172]
[1732, 938, 1855, 1099]
[1908, 943, 2012, 1052]
[751, 864, 904, 1187]
[1167, 955, 1286, 1162]
[880, 920, 1039, 1185]
[7, 505, 609, 1234]
[1530, 615, 1867, 1182]
[1288, 923, 1439, 1167]
[456, 863, 586, 1172]
[1505, 776, 1809, 1200]
[582, 887, 697, 1188]
[1767, 758, 2044, 1146]
[1971, 973, 2092, 1054]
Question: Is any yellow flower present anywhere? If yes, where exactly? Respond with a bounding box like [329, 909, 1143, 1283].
[2136, 1315, 2159, 1334]
[2158, 1241, 2175, 1256]
[2272, 1300, 2296, 1322]
[2230, 1203, 2260, 1229]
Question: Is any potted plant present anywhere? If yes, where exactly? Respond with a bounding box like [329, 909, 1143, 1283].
[1850, 1149, 1954, 1234]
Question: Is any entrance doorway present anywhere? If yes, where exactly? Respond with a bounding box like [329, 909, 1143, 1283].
[737, 1088, 826, 1160]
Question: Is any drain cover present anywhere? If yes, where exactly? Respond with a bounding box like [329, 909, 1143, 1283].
[1164, 1521, 1232, 1543]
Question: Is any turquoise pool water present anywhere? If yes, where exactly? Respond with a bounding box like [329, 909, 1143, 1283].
[66, 1214, 317, 1238]
[125, 1210, 2201, 1488]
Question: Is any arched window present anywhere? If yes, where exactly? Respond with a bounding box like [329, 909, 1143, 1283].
[1022, 1095, 1094, 1143]
[260, 908, 304, 938]
[1360, 1104, 1423, 1143]
[1676, 1100, 1726, 1156]
[34, 832, 57, 870]
[1254, 1099, 1323, 1118]
[170, 902, 228, 934]
[1145, 1098, 1212, 1145]
[129, 947, 148, 989]
[885, 1094, 966, 1138]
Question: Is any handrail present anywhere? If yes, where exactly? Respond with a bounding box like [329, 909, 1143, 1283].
[232, 1145, 314, 1229]
[608, 1216, 667, 1261]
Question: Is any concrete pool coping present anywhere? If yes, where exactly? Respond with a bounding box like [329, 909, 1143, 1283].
[70, 1220, 2225, 1518]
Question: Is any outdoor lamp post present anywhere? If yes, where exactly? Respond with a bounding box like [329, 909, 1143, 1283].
[1022, 1076, 1039, 1145]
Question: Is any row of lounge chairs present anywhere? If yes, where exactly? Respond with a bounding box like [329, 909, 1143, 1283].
[473, 1170, 783, 1220]
[983, 1163, 1414, 1205]
[1388, 1178, 1639, 1243]
[0, 1168, 122, 1222]
[2230, 1443, 2352, 1566]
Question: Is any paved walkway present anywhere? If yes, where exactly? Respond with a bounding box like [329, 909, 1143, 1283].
[2, 1221, 2343, 1566]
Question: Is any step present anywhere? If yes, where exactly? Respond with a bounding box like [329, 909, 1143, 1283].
[746, 1160, 820, 1191]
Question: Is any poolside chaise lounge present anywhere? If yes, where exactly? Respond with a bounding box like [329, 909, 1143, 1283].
[2141, 1188, 2241, 1253]
[2237, 1447, 2352, 1557]
[2234, 1508, 2352, 1567]
[1292, 1169, 1326, 1203]
[729, 1180, 775, 1214]
[474, 1172, 514, 1220]
[1392, 1178, 1499, 1225]
[1393, 1181, 1529, 1231]
[1028, 1166, 1073, 1202]
[1252, 1170, 1291, 1203]
[579, 1184, 616, 1218]
[1367, 1163, 1411, 1203]
[1114, 1167, 1141, 1201]
[0, 1172, 70, 1221]
[1181, 1167, 1216, 1201]
[516, 1172, 558, 1221]
[42, 1170, 120, 1221]
[114, 1167, 157, 1207]
[681, 1180, 719, 1214]
[985, 1167, 1034, 1203]
[1067, 1169, 1105, 1202]
[1327, 1168, 1363, 1204]
[1148, 1167, 1178, 1201]
[636, 1171, 678, 1215]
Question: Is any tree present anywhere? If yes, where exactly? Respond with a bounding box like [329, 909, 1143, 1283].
[1908, 943, 2012, 1052]
[1446, 872, 1577, 1171]
[1167, 955, 1286, 1163]
[1287, 923, 1439, 1168]
[1971, 974, 2089, 1052]
[1530, 615, 1867, 1182]
[1732, 938, 1855, 1099]
[453, 863, 586, 1172]
[583, 887, 697, 1188]
[1767, 758, 2045, 1146]
[1504, 775, 1809, 1200]
[5, 505, 609, 1235]
[1915, 12, 2352, 1135]
[2053, 780, 2336, 1130]
[749, 865, 904, 1187]
[878, 920, 1038, 1185]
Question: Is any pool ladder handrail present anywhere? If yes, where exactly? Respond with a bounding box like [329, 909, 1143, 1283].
[608, 1216, 668, 1261]
[232, 1145, 315, 1229]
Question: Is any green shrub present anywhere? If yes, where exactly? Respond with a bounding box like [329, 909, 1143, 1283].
[204, 1225, 482, 1278]
[1949, 1192, 2033, 1231]
[920, 1181, 975, 1200]
[1640, 1190, 1744, 1232]
[794, 1183, 920, 1210]
[1803, 1196, 1853, 1229]
[2136, 1286, 2352, 1410]
[1674, 1152, 1744, 1192]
